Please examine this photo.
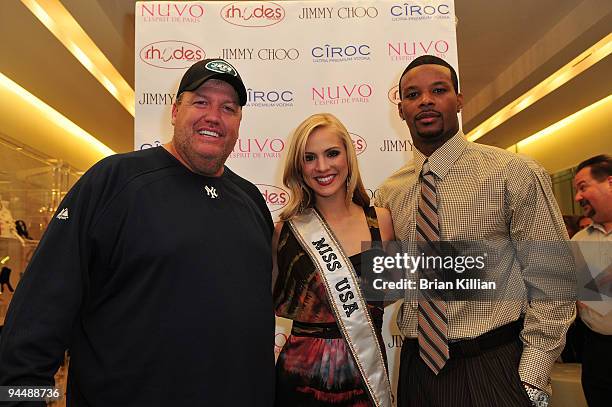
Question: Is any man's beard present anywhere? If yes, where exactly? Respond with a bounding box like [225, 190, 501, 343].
[175, 135, 231, 176]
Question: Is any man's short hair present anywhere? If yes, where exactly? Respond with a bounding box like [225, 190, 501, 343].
[576, 154, 612, 182]
[398, 55, 459, 98]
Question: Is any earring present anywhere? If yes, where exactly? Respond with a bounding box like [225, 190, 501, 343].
[346, 176, 354, 202]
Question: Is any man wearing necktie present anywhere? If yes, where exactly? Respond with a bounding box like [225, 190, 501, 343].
[375, 55, 575, 407]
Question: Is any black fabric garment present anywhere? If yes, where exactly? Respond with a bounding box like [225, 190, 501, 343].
[581, 326, 612, 407]
[0, 266, 14, 293]
[0, 147, 275, 406]
[398, 335, 531, 407]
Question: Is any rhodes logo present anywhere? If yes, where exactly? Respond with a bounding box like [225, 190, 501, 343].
[311, 44, 370, 63]
[390, 2, 452, 21]
[230, 137, 285, 159]
[387, 40, 449, 61]
[221, 2, 285, 27]
[388, 85, 400, 104]
[246, 88, 294, 108]
[257, 184, 289, 213]
[139, 41, 205, 69]
[139, 3, 205, 23]
[350, 133, 367, 156]
[311, 83, 373, 105]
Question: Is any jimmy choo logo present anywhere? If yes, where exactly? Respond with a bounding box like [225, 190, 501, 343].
[380, 139, 414, 152]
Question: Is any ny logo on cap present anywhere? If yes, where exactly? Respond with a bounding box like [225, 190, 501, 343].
[205, 60, 237, 76]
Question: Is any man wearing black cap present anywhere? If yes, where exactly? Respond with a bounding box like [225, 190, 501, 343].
[0, 59, 275, 406]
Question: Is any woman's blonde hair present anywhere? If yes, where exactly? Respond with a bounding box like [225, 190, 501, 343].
[279, 113, 370, 221]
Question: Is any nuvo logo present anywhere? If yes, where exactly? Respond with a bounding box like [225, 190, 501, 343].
[349, 133, 367, 156]
[140, 41, 205, 69]
[140, 2, 205, 23]
[231, 137, 285, 159]
[390, 2, 451, 21]
[312, 83, 373, 105]
[257, 184, 289, 212]
[221, 2, 285, 27]
[387, 40, 449, 61]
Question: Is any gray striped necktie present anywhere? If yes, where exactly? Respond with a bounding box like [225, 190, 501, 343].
[416, 160, 449, 374]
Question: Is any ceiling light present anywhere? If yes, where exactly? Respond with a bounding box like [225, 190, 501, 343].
[511, 94, 612, 149]
[467, 33, 611, 142]
[20, 0, 135, 116]
[0, 71, 115, 157]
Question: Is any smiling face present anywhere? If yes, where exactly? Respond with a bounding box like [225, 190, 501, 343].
[398, 64, 463, 154]
[301, 126, 349, 202]
[171, 79, 242, 176]
[574, 167, 612, 224]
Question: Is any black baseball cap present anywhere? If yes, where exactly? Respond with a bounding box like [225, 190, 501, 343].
[177, 59, 247, 106]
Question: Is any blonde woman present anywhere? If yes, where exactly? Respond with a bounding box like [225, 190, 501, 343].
[273, 113, 394, 406]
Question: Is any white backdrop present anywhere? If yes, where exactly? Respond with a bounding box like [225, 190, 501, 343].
[135, 1, 457, 402]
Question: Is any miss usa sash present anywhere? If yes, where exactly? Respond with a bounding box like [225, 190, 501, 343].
[289, 208, 392, 407]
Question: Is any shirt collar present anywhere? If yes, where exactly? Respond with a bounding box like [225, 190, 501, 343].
[413, 130, 468, 179]
[587, 222, 611, 236]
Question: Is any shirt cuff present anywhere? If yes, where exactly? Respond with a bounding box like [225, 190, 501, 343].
[519, 346, 555, 395]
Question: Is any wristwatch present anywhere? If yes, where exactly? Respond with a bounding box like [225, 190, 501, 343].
[523, 384, 550, 407]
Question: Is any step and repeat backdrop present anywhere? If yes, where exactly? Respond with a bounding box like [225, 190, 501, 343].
[135, 1, 457, 401]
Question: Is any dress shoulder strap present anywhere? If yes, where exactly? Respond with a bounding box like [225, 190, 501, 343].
[364, 206, 382, 243]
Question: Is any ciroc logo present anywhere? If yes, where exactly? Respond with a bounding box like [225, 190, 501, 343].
[387, 40, 449, 61]
[246, 88, 294, 108]
[350, 133, 367, 155]
[311, 44, 370, 63]
[390, 3, 451, 21]
[388, 85, 400, 104]
[139, 41, 205, 69]
[257, 184, 289, 212]
[312, 83, 373, 105]
[140, 3, 205, 23]
[231, 137, 285, 159]
[221, 2, 285, 27]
